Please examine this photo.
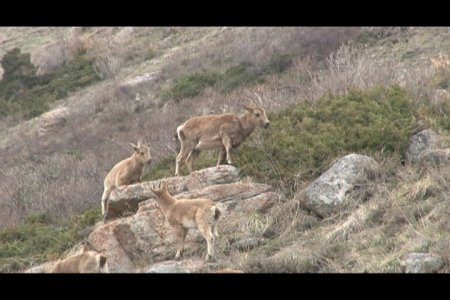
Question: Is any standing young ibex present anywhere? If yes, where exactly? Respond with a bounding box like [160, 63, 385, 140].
[49, 250, 109, 273]
[101, 141, 152, 219]
[174, 94, 270, 176]
[150, 181, 221, 261]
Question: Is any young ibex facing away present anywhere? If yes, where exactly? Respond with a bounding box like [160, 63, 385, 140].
[175, 94, 270, 176]
[49, 251, 109, 273]
[150, 181, 221, 261]
[101, 141, 152, 219]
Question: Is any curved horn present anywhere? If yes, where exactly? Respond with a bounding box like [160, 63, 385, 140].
[243, 92, 257, 107]
[254, 92, 263, 106]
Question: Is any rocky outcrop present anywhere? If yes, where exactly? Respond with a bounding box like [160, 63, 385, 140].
[105, 165, 240, 220]
[146, 261, 245, 273]
[302, 154, 380, 218]
[401, 252, 445, 273]
[405, 129, 450, 169]
[87, 210, 163, 273]
[147, 259, 205, 273]
[84, 166, 280, 273]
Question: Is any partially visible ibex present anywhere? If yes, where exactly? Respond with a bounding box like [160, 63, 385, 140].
[175, 93, 270, 176]
[49, 250, 109, 273]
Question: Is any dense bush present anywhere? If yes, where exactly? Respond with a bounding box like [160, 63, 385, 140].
[218, 62, 263, 92]
[161, 72, 220, 101]
[141, 155, 177, 181]
[0, 48, 101, 119]
[161, 57, 292, 102]
[236, 86, 417, 191]
[0, 207, 101, 272]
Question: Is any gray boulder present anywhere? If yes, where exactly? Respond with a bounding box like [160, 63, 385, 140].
[418, 148, 450, 167]
[406, 129, 438, 164]
[401, 252, 445, 273]
[303, 154, 380, 217]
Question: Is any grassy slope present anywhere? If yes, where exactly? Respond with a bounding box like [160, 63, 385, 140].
[0, 27, 449, 272]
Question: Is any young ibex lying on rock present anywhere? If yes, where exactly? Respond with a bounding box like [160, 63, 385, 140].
[49, 250, 109, 273]
[101, 141, 152, 219]
[174, 93, 270, 176]
[150, 181, 222, 261]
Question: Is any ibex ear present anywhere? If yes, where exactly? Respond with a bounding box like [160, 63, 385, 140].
[243, 104, 254, 113]
[130, 143, 138, 151]
[83, 240, 94, 252]
[161, 181, 168, 191]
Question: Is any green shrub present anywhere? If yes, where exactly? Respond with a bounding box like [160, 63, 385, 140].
[235, 86, 417, 193]
[1, 48, 37, 81]
[141, 155, 176, 181]
[161, 72, 220, 101]
[0, 207, 101, 272]
[161, 58, 291, 102]
[0, 48, 101, 120]
[218, 62, 263, 92]
[263, 54, 292, 74]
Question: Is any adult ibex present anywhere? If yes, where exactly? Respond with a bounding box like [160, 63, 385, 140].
[175, 93, 270, 176]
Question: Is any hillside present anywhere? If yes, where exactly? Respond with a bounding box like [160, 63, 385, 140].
[0, 27, 449, 273]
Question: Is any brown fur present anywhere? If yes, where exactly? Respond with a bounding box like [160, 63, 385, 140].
[175, 104, 270, 176]
[49, 251, 109, 273]
[101, 142, 151, 219]
[150, 181, 222, 261]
